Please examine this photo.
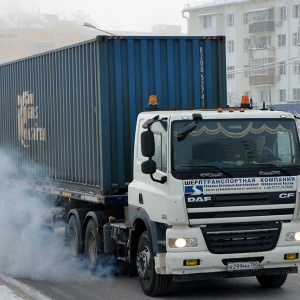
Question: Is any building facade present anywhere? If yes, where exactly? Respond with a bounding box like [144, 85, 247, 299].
[183, 0, 300, 106]
[0, 11, 97, 64]
[0, 11, 183, 66]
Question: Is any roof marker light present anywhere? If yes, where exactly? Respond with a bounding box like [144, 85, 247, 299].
[241, 95, 251, 108]
[148, 95, 158, 110]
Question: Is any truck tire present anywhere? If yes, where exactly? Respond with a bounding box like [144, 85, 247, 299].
[85, 219, 101, 272]
[136, 231, 170, 296]
[85, 218, 113, 273]
[256, 274, 288, 288]
[67, 215, 82, 258]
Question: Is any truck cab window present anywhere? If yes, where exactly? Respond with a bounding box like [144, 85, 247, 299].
[172, 119, 300, 176]
[151, 121, 167, 173]
[276, 131, 296, 162]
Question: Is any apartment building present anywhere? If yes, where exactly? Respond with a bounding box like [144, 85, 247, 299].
[183, 0, 300, 106]
[0, 11, 97, 64]
[0, 11, 183, 66]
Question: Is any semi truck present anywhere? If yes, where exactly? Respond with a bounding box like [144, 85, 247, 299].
[1, 35, 300, 297]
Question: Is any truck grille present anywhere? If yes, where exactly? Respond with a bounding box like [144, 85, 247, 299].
[201, 223, 281, 254]
[186, 192, 296, 224]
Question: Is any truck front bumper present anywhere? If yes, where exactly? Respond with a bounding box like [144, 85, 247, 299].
[172, 267, 298, 282]
[154, 245, 300, 279]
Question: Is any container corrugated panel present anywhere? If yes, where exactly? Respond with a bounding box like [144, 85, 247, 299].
[0, 35, 227, 195]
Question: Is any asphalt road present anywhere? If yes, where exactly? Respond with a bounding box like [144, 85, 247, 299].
[2, 228, 300, 299]
[3, 270, 300, 300]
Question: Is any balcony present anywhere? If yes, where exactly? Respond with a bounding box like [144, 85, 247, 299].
[249, 58, 275, 85]
[249, 21, 275, 33]
[249, 46, 275, 60]
[249, 74, 275, 85]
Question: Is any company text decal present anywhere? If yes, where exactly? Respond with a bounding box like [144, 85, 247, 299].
[18, 91, 46, 148]
[184, 176, 296, 195]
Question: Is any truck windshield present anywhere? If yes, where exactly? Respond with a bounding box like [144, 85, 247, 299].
[172, 118, 300, 174]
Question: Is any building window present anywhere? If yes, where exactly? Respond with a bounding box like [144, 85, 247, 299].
[293, 33, 298, 46]
[278, 34, 286, 47]
[227, 66, 235, 79]
[243, 38, 251, 51]
[243, 65, 250, 77]
[279, 62, 286, 75]
[292, 89, 300, 101]
[227, 14, 234, 27]
[200, 15, 216, 29]
[278, 6, 287, 20]
[278, 89, 286, 102]
[7, 33, 18, 38]
[32, 41, 54, 54]
[248, 8, 274, 23]
[293, 4, 300, 18]
[243, 13, 249, 25]
[260, 90, 270, 102]
[293, 61, 300, 74]
[250, 59, 269, 76]
[292, 32, 300, 46]
[257, 36, 271, 48]
[227, 40, 234, 53]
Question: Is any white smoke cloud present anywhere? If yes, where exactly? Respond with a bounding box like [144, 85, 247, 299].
[0, 150, 117, 283]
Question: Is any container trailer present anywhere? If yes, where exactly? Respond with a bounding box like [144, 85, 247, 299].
[1, 35, 300, 297]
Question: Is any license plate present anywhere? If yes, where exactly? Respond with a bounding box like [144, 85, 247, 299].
[227, 261, 260, 271]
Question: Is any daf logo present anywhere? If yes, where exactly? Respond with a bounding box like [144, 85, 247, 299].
[279, 193, 295, 198]
[187, 196, 212, 202]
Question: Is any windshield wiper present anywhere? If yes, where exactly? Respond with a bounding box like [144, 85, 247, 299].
[247, 162, 293, 176]
[199, 165, 234, 178]
[176, 164, 234, 177]
[200, 172, 223, 178]
[259, 170, 281, 176]
[258, 165, 292, 176]
[176, 114, 202, 141]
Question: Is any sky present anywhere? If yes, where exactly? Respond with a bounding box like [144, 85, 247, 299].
[0, 0, 199, 33]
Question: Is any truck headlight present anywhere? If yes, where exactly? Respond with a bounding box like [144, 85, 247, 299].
[168, 238, 198, 248]
[286, 232, 300, 242]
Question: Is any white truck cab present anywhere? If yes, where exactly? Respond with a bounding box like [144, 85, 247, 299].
[129, 101, 300, 296]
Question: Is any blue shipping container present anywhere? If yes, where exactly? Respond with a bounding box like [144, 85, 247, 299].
[0, 35, 227, 195]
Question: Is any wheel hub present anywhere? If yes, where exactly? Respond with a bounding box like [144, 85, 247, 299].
[69, 226, 79, 257]
[136, 247, 150, 279]
[88, 232, 97, 264]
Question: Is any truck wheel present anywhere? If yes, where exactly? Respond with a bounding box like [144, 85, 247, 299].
[85, 219, 101, 272]
[136, 231, 170, 296]
[256, 274, 288, 288]
[66, 215, 82, 258]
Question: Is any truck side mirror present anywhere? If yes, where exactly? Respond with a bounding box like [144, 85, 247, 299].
[141, 160, 167, 184]
[141, 131, 155, 157]
[140, 128, 167, 184]
[141, 160, 156, 174]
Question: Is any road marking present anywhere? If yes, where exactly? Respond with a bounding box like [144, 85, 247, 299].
[0, 285, 23, 299]
[0, 273, 52, 300]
